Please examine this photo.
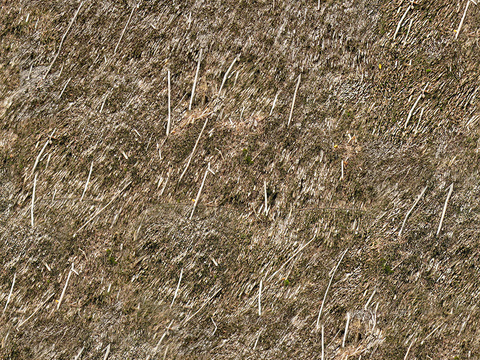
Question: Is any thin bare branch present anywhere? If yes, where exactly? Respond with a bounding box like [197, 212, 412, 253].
[399, 186, 427, 237]
[288, 74, 301, 126]
[436, 183, 453, 236]
[316, 248, 348, 329]
[45, 1, 84, 78]
[189, 49, 203, 110]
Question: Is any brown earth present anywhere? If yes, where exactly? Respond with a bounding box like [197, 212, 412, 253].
[1, 0, 480, 358]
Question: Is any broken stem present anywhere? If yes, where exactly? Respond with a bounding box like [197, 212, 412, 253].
[167, 69, 171, 136]
[190, 163, 214, 220]
[342, 312, 351, 347]
[178, 117, 209, 184]
[270, 91, 280, 116]
[32, 129, 56, 176]
[80, 161, 94, 201]
[57, 263, 76, 310]
[103, 344, 111, 360]
[393, 3, 412, 40]
[3, 273, 16, 314]
[405, 83, 428, 129]
[189, 49, 203, 110]
[399, 186, 427, 237]
[456, 0, 473, 40]
[316, 248, 349, 329]
[31, 174, 37, 228]
[155, 320, 174, 352]
[264, 180, 269, 215]
[258, 280, 262, 316]
[170, 268, 183, 308]
[114, 4, 136, 55]
[436, 183, 453, 236]
[45, 1, 84, 78]
[59, 77, 71, 99]
[288, 74, 301, 126]
[219, 56, 238, 95]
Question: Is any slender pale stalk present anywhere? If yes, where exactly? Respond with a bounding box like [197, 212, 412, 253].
[31, 174, 37, 228]
[270, 91, 279, 115]
[190, 163, 213, 219]
[437, 183, 454, 236]
[258, 280, 262, 316]
[178, 117, 209, 183]
[399, 186, 427, 237]
[81, 161, 93, 201]
[456, 0, 472, 40]
[114, 5, 136, 54]
[321, 325, 325, 360]
[288, 74, 301, 126]
[170, 268, 183, 308]
[316, 248, 348, 329]
[45, 1, 84, 78]
[57, 263, 75, 309]
[393, 5, 411, 40]
[219, 56, 238, 95]
[342, 312, 351, 347]
[167, 70, 171, 136]
[3, 273, 16, 314]
[189, 49, 203, 110]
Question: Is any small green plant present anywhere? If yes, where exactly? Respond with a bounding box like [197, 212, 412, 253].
[242, 148, 253, 165]
[380, 258, 393, 275]
[106, 249, 117, 265]
[283, 278, 290, 286]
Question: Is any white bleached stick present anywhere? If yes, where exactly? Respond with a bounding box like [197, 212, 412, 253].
[73, 347, 84, 360]
[404, 83, 428, 129]
[189, 49, 203, 110]
[80, 161, 93, 201]
[3, 273, 16, 314]
[32, 129, 56, 176]
[114, 4, 136, 55]
[321, 324, 325, 360]
[436, 183, 454, 236]
[342, 312, 351, 347]
[155, 320, 174, 352]
[189, 163, 215, 220]
[45, 1, 84, 78]
[264, 180, 269, 215]
[170, 268, 183, 308]
[57, 263, 77, 310]
[178, 117, 209, 183]
[288, 74, 301, 126]
[270, 91, 280, 115]
[399, 186, 427, 237]
[456, 0, 476, 40]
[59, 77, 71, 99]
[404, 338, 415, 360]
[31, 174, 37, 228]
[258, 280, 262, 316]
[166, 70, 171, 136]
[393, 2, 413, 40]
[219, 56, 238, 95]
[316, 248, 349, 329]
[103, 344, 110, 360]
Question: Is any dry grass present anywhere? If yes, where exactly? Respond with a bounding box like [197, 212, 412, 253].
[1, 0, 480, 358]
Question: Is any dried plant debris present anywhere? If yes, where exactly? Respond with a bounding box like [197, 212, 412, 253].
[1, 0, 480, 358]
